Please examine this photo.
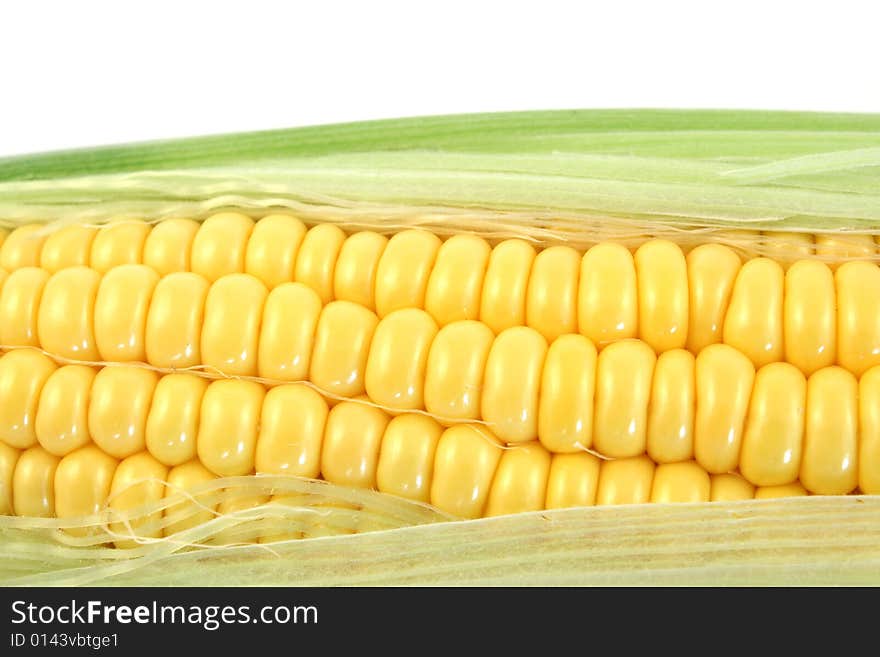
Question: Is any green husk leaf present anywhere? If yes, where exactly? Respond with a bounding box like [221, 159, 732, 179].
[1, 110, 879, 236]
[4, 109, 880, 180]
[3, 490, 879, 586]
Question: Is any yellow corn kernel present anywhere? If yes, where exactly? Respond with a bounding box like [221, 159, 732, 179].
[108, 451, 169, 548]
[710, 473, 755, 501]
[755, 482, 808, 499]
[200, 273, 267, 376]
[479, 238, 535, 334]
[485, 441, 552, 517]
[694, 343, 755, 474]
[94, 264, 159, 362]
[163, 459, 217, 537]
[141, 218, 199, 275]
[481, 326, 547, 443]
[650, 461, 711, 503]
[424, 320, 494, 422]
[54, 444, 118, 537]
[365, 308, 437, 411]
[293, 223, 346, 304]
[526, 245, 580, 342]
[89, 221, 151, 273]
[37, 266, 102, 360]
[596, 455, 655, 505]
[537, 334, 597, 453]
[0, 225, 48, 271]
[783, 260, 836, 375]
[0, 349, 57, 449]
[859, 365, 880, 494]
[190, 212, 254, 282]
[723, 257, 784, 368]
[425, 234, 491, 326]
[545, 452, 601, 509]
[578, 242, 638, 346]
[35, 365, 96, 456]
[144, 272, 209, 369]
[197, 379, 264, 477]
[739, 362, 806, 487]
[646, 349, 696, 464]
[244, 214, 306, 289]
[836, 261, 880, 377]
[88, 366, 158, 459]
[320, 400, 389, 489]
[0, 441, 21, 514]
[257, 282, 322, 381]
[685, 243, 741, 354]
[255, 384, 328, 477]
[592, 339, 656, 458]
[334, 231, 387, 311]
[376, 414, 443, 503]
[634, 240, 688, 352]
[801, 367, 858, 495]
[40, 225, 98, 273]
[11, 445, 59, 517]
[815, 233, 876, 267]
[0, 267, 49, 347]
[309, 300, 378, 398]
[144, 373, 209, 467]
[374, 229, 442, 318]
[430, 424, 502, 519]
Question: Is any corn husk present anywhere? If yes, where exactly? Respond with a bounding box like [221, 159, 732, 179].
[1, 109, 879, 586]
[4, 490, 879, 586]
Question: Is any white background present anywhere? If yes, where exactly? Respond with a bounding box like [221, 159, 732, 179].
[1, 0, 878, 157]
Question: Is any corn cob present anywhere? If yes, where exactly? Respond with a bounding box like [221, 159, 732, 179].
[0, 221, 877, 543]
[1, 110, 880, 585]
